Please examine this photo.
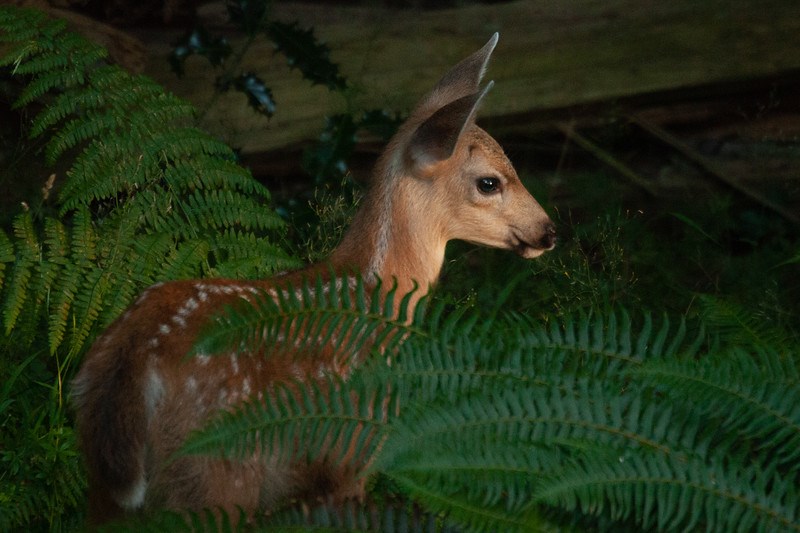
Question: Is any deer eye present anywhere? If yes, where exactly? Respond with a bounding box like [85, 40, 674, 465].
[476, 177, 501, 194]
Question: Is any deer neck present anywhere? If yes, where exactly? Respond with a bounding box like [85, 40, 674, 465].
[331, 162, 447, 312]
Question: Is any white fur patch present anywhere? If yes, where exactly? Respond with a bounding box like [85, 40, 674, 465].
[117, 475, 147, 510]
[367, 155, 402, 281]
[144, 366, 165, 420]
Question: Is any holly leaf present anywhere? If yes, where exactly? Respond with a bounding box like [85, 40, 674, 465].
[266, 21, 347, 91]
[230, 73, 276, 117]
[169, 27, 232, 77]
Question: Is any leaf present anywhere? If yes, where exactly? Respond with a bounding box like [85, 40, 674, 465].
[229, 72, 276, 117]
[266, 20, 347, 91]
[169, 26, 232, 76]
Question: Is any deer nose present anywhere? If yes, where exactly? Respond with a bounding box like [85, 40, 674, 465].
[539, 222, 557, 249]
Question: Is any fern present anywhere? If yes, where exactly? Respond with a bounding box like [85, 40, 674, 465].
[631, 348, 800, 472]
[0, 5, 297, 357]
[536, 451, 800, 532]
[0, 6, 296, 529]
[3, 6, 798, 532]
[180, 376, 394, 470]
[117, 501, 456, 533]
[192, 276, 420, 358]
[182, 287, 799, 532]
[698, 294, 798, 349]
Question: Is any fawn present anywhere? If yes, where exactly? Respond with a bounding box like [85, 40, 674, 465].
[72, 33, 556, 525]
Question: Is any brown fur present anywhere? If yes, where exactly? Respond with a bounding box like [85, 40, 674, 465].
[71, 34, 556, 526]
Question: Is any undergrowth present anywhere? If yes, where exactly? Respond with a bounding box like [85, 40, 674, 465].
[1, 3, 799, 532]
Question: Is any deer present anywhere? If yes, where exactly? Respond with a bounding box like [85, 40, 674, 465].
[71, 33, 556, 526]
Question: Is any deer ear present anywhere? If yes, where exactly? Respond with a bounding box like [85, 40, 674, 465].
[407, 81, 493, 171]
[416, 33, 498, 113]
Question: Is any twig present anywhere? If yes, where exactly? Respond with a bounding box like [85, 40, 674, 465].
[629, 114, 799, 225]
[557, 122, 658, 197]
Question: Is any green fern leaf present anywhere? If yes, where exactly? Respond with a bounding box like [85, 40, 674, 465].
[208, 230, 299, 278]
[179, 376, 393, 469]
[169, 189, 284, 237]
[192, 275, 409, 360]
[158, 240, 210, 280]
[506, 309, 705, 378]
[68, 267, 114, 355]
[46, 110, 121, 163]
[47, 262, 83, 352]
[2, 212, 39, 334]
[382, 382, 696, 468]
[631, 349, 800, 471]
[536, 451, 800, 532]
[106, 507, 247, 533]
[30, 217, 69, 314]
[29, 87, 103, 137]
[698, 295, 796, 350]
[164, 156, 268, 197]
[389, 471, 547, 533]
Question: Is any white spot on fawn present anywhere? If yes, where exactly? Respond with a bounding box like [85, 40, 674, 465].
[171, 315, 187, 328]
[180, 297, 199, 315]
[117, 474, 147, 510]
[185, 376, 198, 393]
[144, 367, 165, 420]
[242, 378, 251, 396]
[196, 353, 211, 366]
[230, 353, 240, 375]
[159, 323, 171, 335]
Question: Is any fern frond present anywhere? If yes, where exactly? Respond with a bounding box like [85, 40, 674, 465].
[164, 157, 269, 197]
[208, 230, 299, 278]
[382, 381, 704, 470]
[390, 309, 706, 408]
[536, 451, 800, 532]
[192, 276, 413, 360]
[47, 262, 83, 352]
[389, 472, 547, 533]
[157, 240, 210, 280]
[115, 501, 454, 533]
[180, 376, 393, 470]
[1, 5, 290, 356]
[383, 442, 562, 515]
[0, 6, 51, 45]
[631, 348, 800, 471]
[698, 295, 796, 350]
[68, 267, 114, 355]
[46, 110, 124, 162]
[105, 507, 248, 533]
[167, 189, 284, 237]
[29, 86, 103, 137]
[2, 212, 39, 334]
[505, 309, 705, 378]
[261, 501, 457, 533]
